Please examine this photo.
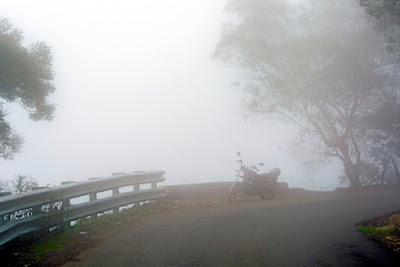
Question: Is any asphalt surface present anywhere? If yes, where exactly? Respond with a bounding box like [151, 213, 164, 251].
[64, 187, 400, 266]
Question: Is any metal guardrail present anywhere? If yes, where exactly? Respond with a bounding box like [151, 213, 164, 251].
[0, 170, 166, 247]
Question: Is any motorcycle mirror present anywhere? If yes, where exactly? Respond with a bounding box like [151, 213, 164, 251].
[236, 152, 241, 157]
[259, 162, 264, 166]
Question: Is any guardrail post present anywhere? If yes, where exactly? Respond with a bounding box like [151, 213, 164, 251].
[0, 214, 5, 226]
[89, 192, 97, 219]
[150, 182, 158, 204]
[134, 184, 140, 206]
[62, 198, 70, 209]
[32, 205, 41, 217]
[60, 198, 71, 227]
[112, 188, 119, 214]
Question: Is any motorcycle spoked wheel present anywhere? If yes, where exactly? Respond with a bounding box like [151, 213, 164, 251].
[228, 181, 241, 202]
[259, 182, 277, 200]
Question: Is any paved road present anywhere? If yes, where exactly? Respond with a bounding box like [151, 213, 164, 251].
[65, 190, 400, 266]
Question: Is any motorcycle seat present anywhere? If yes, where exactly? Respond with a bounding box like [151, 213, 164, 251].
[257, 173, 273, 178]
[254, 173, 278, 182]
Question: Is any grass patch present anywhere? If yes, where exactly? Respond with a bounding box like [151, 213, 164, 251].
[357, 212, 400, 253]
[357, 224, 396, 239]
[31, 239, 62, 255]
[357, 225, 377, 236]
[30, 234, 71, 256]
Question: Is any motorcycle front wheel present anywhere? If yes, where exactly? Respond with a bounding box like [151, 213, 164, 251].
[228, 181, 240, 202]
[259, 182, 277, 200]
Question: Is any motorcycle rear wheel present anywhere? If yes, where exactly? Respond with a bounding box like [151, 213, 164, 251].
[259, 182, 277, 200]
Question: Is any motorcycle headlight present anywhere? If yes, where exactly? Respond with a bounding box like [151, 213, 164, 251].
[239, 171, 244, 177]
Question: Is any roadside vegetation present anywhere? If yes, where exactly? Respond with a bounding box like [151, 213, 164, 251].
[0, 174, 41, 194]
[357, 212, 400, 252]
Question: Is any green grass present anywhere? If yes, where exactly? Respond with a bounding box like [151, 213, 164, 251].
[357, 224, 395, 239]
[26, 233, 72, 263]
[357, 225, 377, 235]
[30, 235, 71, 255]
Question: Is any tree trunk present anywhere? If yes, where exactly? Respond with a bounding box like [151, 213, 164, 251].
[339, 145, 362, 187]
[343, 161, 361, 187]
[379, 156, 392, 185]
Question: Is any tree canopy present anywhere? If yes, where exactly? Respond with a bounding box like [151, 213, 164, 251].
[357, 0, 400, 184]
[0, 17, 55, 159]
[358, 0, 400, 60]
[214, 0, 400, 187]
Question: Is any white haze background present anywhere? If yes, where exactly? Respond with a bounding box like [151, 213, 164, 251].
[1, 0, 341, 190]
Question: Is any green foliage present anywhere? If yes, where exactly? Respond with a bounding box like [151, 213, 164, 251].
[30, 235, 70, 256]
[357, 225, 377, 235]
[357, 224, 396, 239]
[0, 108, 23, 159]
[0, 17, 55, 160]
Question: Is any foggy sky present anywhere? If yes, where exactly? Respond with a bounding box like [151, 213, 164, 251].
[1, 0, 339, 190]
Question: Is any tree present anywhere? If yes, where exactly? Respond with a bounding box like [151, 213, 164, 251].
[0, 179, 11, 192]
[363, 101, 400, 184]
[357, 0, 400, 185]
[11, 174, 38, 193]
[0, 17, 55, 159]
[214, 0, 398, 187]
[358, 0, 400, 60]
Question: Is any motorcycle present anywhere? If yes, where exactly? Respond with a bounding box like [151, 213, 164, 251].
[228, 152, 281, 202]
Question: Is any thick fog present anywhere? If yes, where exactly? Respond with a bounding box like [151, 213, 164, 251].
[1, 0, 340, 190]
